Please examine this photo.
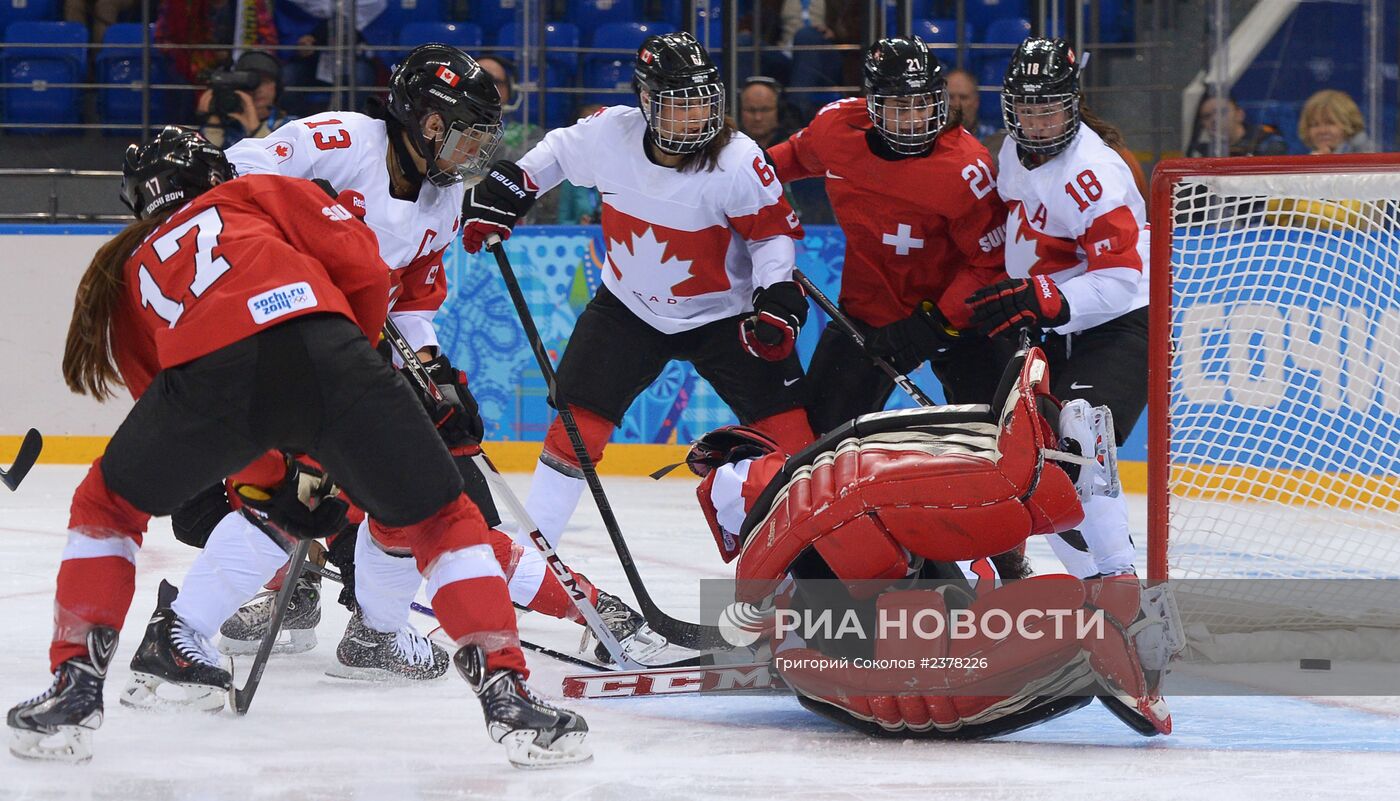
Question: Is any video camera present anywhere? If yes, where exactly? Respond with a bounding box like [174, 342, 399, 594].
[207, 68, 263, 118]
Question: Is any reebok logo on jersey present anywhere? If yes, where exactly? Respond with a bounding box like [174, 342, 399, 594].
[1034, 275, 1055, 300]
[248, 282, 317, 324]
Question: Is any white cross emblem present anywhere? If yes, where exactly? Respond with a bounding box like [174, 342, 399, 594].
[882, 223, 924, 256]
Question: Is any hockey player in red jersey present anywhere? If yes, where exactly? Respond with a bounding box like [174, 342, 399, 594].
[766, 36, 1014, 435]
[964, 38, 1151, 580]
[460, 32, 816, 660]
[6, 128, 589, 768]
[689, 348, 1181, 738]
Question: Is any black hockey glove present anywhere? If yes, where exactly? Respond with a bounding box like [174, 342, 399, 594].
[419, 353, 485, 448]
[740, 280, 808, 361]
[966, 276, 1071, 338]
[461, 159, 537, 254]
[233, 456, 348, 542]
[171, 482, 232, 549]
[865, 300, 961, 374]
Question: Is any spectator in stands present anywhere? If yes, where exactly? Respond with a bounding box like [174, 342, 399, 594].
[788, 0, 869, 118]
[557, 103, 604, 224]
[1299, 89, 1376, 155]
[196, 50, 295, 148]
[734, 0, 806, 85]
[277, 0, 387, 117]
[478, 55, 554, 222]
[66, 0, 136, 45]
[1186, 94, 1288, 158]
[157, 0, 279, 86]
[739, 76, 792, 148]
[946, 68, 999, 142]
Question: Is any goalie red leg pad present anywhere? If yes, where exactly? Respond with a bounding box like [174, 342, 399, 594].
[1024, 463, 1084, 537]
[542, 405, 614, 469]
[746, 408, 815, 456]
[811, 514, 908, 597]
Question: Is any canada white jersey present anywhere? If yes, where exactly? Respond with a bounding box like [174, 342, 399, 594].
[227, 112, 461, 350]
[517, 106, 803, 334]
[996, 123, 1150, 335]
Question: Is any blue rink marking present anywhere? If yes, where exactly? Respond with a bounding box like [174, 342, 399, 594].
[609, 692, 1400, 753]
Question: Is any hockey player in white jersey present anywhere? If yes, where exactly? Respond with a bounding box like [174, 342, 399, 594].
[964, 37, 1150, 580]
[460, 32, 816, 661]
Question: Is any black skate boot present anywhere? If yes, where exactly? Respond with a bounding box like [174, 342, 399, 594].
[8, 626, 118, 763]
[121, 580, 231, 712]
[326, 609, 449, 682]
[455, 645, 591, 768]
[219, 572, 321, 655]
[592, 590, 680, 665]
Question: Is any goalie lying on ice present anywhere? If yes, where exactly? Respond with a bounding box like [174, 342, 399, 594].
[687, 347, 1183, 739]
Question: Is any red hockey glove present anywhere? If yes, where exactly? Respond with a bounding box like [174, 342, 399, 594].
[419, 353, 485, 448]
[865, 300, 961, 374]
[740, 281, 808, 361]
[234, 455, 348, 542]
[461, 160, 537, 254]
[966, 276, 1071, 338]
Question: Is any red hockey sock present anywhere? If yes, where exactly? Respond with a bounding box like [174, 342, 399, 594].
[50, 553, 136, 670]
[525, 567, 598, 623]
[431, 576, 527, 676]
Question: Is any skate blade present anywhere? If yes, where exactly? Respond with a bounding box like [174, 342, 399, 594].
[499, 729, 593, 770]
[323, 663, 447, 683]
[9, 726, 94, 763]
[120, 673, 228, 713]
[219, 628, 317, 656]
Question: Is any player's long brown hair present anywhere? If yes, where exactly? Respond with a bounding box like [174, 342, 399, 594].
[673, 116, 737, 173]
[63, 212, 168, 401]
[1080, 100, 1125, 150]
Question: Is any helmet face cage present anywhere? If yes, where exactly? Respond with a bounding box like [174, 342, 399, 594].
[640, 81, 726, 155]
[867, 89, 947, 155]
[1002, 91, 1080, 156]
[422, 112, 504, 187]
[120, 126, 233, 219]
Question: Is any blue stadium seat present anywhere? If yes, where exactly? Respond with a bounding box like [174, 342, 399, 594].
[590, 21, 670, 52]
[497, 21, 580, 71]
[399, 21, 482, 49]
[883, 0, 935, 36]
[914, 18, 970, 66]
[977, 56, 1010, 128]
[469, 0, 523, 31]
[0, 0, 58, 25]
[512, 61, 575, 128]
[567, 0, 638, 43]
[966, 0, 1029, 38]
[95, 23, 169, 131]
[582, 57, 633, 108]
[360, 0, 444, 48]
[983, 16, 1031, 44]
[2, 20, 85, 131]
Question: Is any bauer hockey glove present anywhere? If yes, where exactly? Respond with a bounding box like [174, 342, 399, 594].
[740, 280, 808, 361]
[419, 353, 485, 448]
[234, 456, 348, 542]
[966, 275, 1071, 338]
[461, 159, 537, 253]
[865, 300, 961, 374]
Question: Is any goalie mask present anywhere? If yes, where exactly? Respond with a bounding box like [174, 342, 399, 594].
[634, 31, 726, 156]
[863, 36, 947, 156]
[388, 43, 504, 188]
[120, 126, 233, 219]
[1002, 37, 1082, 158]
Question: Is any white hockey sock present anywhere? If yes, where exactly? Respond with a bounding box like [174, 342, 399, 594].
[353, 518, 424, 634]
[170, 512, 290, 640]
[1046, 531, 1100, 579]
[508, 546, 548, 608]
[520, 458, 587, 548]
[1079, 493, 1138, 577]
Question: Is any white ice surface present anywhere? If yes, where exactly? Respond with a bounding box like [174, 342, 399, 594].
[3, 467, 1400, 800]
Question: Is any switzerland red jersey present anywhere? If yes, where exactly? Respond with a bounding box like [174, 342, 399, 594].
[111, 174, 391, 398]
[768, 98, 1008, 328]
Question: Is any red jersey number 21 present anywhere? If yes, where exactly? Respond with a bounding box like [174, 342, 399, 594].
[138, 206, 231, 325]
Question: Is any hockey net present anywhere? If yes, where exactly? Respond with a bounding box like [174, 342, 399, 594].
[1149, 155, 1400, 662]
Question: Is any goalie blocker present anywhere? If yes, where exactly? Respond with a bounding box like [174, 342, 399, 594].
[690, 347, 1181, 738]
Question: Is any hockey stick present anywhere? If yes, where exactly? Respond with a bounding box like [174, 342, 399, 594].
[562, 661, 786, 699]
[792, 270, 936, 407]
[229, 534, 310, 715]
[1, 428, 42, 491]
[485, 235, 729, 651]
[378, 316, 645, 667]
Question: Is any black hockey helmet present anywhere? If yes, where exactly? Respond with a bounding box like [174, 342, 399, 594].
[387, 43, 504, 187]
[120, 126, 233, 219]
[1001, 37, 1082, 157]
[633, 31, 725, 155]
[862, 36, 947, 155]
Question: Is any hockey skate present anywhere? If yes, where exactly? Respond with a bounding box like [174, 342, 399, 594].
[220, 572, 321, 655]
[121, 581, 231, 712]
[8, 626, 118, 763]
[1050, 399, 1121, 500]
[455, 645, 591, 769]
[325, 609, 449, 682]
[591, 590, 699, 666]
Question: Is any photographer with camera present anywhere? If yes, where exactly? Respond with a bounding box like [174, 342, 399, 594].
[196, 51, 296, 148]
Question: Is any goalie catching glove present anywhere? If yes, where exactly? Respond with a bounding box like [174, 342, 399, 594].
[966, 275, 1070, 337]
[461, 160, 537, 253]
[740, 281, 807, 361]
[865, 300, 960, 373]
[233, 454, 348, 541]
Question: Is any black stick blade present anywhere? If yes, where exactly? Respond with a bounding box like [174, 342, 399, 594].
[1, 428, 43, 491]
